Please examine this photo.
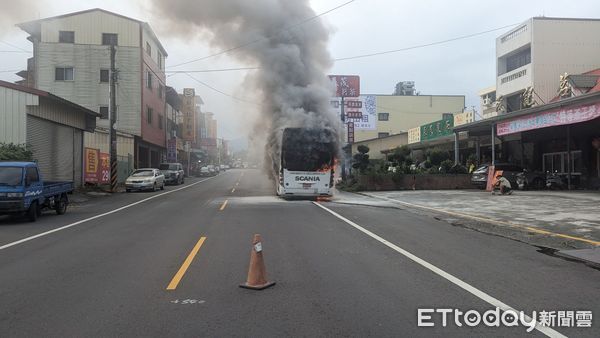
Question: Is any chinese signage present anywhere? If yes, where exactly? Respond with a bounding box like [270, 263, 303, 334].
[454, 111, 475, 127]
[329, 75, 360, 97]
[497, 102, 600, 136]
[84, 148, 100, 183]
[84, 149, 110, 184]
[99, 153, 110, 184]
[347, 122, 354, 143]
[330, 95, 377, 131]
[167, 137, 177, 162]
[408, 127, 421, 144]
[420, 117, 454, 141]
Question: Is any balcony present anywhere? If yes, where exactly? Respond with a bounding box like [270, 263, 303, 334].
[496, 64, 532, 97]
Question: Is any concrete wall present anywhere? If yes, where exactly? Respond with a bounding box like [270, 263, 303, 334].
[83, 130, 134, 157]
[354, 95, 465, 142]
[352, 133, 408, 160]
[34, 42, 142, 136]
[40, 10, 140, 47]
[0, 87, 37, 144]
[532, 18, 600, 104]
[356, 174, 473, 191]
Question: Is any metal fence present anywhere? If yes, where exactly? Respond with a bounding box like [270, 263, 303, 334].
[117, 154, 134, 184]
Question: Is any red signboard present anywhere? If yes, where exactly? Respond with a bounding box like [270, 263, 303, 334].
[200, 138, 217, 147]
[84, 148, 100, 183]
[346, 111, 363, 119]
[497, 102, 600, 136]
[329, 75, 360, 97]
[99, 153, 110, 184]
[347, 122, 355, 143]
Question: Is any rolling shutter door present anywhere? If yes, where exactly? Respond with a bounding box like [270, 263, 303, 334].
[26, 116, 74, 182]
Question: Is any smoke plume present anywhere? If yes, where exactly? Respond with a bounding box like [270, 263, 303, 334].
[0, 0, 47, 36]
[150, 0, 340, 179]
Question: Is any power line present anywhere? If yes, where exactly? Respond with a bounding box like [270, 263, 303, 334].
[333, 23, 519, 62]
[166, 67, 259, 74]
[0, 40, 31, 53]
[167, 0, 357, 69]
[181, 72, 262, 106]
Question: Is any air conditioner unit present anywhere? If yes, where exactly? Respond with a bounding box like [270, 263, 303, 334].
[483, 97, 492, 106]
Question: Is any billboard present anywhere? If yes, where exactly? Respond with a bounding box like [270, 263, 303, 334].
[84, 148, 100, 183]
[497, 102, 600, 136]
[454, 111, 475, 127]
[420, 117, 454, 141]
[329, 75, 360, 97]
[408, 127, 421, 144]
[167, 137, 177, 162]
[330, 95, 377, 131]
[99, 153, 110, 184]
[347, 122, 354, 143]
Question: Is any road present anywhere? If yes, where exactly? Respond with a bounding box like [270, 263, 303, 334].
[0, 169, 598, 337]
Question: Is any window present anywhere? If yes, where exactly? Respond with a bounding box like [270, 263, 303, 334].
[506, 49, 531, 73]
[146, 42, 152, 56]
[378, 132, 390, 138]
[55, 67, 74, 81]
[100, 69, 109, 83]
[147, 107, 153, 124]
[158, 84, 164, 98]
[102, 33, 118, 46]
[25, 167, 39, 185]
[59, 31, 74, 43]
[378, 113, 389, 121]
[99, 106, 109, 119]
[158, 115, 163, 129]
[157, 52, 163, 70]
[147, 71, 153, 90]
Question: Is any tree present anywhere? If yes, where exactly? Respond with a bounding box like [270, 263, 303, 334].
[352, 145, 370, 173]
[0, 143, 33, 161]
[426, 148, 450, 166]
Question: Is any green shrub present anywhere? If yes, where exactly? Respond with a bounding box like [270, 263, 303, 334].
[439, 159, 454, 173]
[0, 143, 33, 161]
[427, 148, 450, 166]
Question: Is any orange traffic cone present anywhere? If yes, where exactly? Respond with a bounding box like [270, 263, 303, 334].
[239, 234, 276, 290]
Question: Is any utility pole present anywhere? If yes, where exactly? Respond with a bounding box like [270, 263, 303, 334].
[340, 96, 346, 181]
[109, 43, 118, 192]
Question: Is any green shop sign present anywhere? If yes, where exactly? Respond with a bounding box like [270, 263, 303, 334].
[420, 117, 454, 141]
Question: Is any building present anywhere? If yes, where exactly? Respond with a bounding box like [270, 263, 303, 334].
[0, 80, 98, 186]
[495, 17, 600, 112]
[179, 88, 198, 145]
[351, 133, 409, 160]
[478, 86, 497, 119]
[17, 8, 168, 168]
[331, 94, 465, 143]
[455, 69, 600, 189]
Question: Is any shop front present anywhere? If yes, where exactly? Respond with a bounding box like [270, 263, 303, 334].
[456, 91, 600, 189]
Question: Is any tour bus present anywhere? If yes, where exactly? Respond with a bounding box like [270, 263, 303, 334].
[276, 127, 336, 197]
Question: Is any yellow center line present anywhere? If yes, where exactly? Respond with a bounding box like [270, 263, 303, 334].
[166, 236, 206, 290]
[219, 199, 228, 211]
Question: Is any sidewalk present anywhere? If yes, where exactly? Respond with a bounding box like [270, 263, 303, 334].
[333, 189, 600, 251]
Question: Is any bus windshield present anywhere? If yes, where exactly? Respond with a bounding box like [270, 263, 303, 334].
[281, 128, 336, 172]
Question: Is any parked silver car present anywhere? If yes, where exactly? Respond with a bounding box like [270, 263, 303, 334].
[159, 163, 184, 185]
[125, 168, 165, 192]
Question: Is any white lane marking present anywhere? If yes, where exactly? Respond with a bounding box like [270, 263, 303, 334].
[0, 176, 219, 251]
[312, 202, 565, 338]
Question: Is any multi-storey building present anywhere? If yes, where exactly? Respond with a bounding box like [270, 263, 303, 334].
[17, 8, 168, 168]
[495, 17, 600, 112]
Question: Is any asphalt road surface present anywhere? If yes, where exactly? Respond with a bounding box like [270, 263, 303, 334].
[0, 169, 598, 337]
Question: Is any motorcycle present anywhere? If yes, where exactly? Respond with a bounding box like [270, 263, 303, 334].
[546, 171, 567, 190]
[516, 169, 528, 190]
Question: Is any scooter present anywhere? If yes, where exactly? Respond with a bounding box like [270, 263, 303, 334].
[546, 171, 566, 190]
[516, 170, 528, 190]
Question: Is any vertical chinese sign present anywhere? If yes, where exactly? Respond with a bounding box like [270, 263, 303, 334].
[84, 148, 100, 183]
[99, 153, 110, 184]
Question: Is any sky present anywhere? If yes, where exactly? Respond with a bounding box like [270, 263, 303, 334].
[1, 0, 599, 145]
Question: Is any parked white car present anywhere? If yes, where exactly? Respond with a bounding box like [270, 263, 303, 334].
[125, 168, 165, 192]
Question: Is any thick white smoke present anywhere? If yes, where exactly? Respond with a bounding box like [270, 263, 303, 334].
[150, 0, 340, 179]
